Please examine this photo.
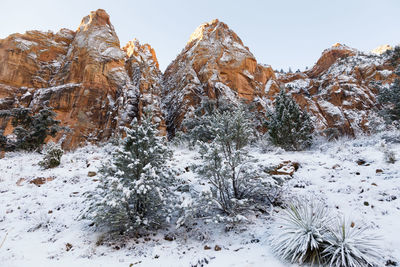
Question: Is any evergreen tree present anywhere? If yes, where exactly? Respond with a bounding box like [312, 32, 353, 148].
[267, 88, 314, 151]
[85, 110, 174, 233]
[0, 107, 61, 151]
[378, 67, 400, 125]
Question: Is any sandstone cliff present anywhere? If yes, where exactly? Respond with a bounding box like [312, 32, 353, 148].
[0, 9, 165, 149]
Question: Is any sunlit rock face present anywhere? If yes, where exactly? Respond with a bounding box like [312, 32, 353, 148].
[162, 19, 278, 136]
[277, 43, 398, 136]
[0, 9, 165, 149]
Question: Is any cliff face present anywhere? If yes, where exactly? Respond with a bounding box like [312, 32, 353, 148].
[277, 43, 397, 136]
[123, 39, 166, 135]
[0, 11, 397, 149]
[0, 9, 165, 149]
[162, 19, 278, 135]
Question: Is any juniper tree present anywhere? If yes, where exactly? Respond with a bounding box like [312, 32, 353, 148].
[195, 108, 277, 216]
[85, 110, 174, 234]
[0, 107, 61, 151]
[378, 67, 400, 125]
[267, 88, 314, 151]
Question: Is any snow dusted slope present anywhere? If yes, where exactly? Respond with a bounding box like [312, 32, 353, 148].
[1, 132, 399, 266]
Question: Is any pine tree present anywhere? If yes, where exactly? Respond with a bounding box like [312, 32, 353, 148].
[85, 110, 174, 233]
[267, 88, 314, 151]
[378, 67, 400, 125]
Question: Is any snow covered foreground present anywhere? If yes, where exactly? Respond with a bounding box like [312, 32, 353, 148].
[1, 133, 399, 267]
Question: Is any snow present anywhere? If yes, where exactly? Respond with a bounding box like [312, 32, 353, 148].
[1, 132, 400, 266]
[13, 38, 38, 51]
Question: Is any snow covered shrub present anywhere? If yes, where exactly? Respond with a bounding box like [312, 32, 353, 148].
[378, 67, 400, 126]
[85, 111, 175, 234]
[194, 108, 277, 219]
[384, 148, 396, 164]
[323, 220, 381, 267]
[0, 107, 62, 151]
[266, 88, 314, 151]
[270, 199, 332, 265]
[271, 199, 383, 266]
[39, 142, 63, 169]
[380, 141, 397, 164]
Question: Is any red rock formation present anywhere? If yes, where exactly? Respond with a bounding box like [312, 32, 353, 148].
[162, 19, 278, 135]
[0, 12, 397, 148]
[277, 43, 397, 136]
[0, 9, 165, 149]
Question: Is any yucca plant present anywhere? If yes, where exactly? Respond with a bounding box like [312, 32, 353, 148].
[270, 199, 332, 265]
[323, 220, 381, 267]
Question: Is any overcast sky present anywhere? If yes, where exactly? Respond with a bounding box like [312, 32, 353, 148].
[1, 0, 399, 71]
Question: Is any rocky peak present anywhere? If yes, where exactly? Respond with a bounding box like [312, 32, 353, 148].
[123, 39, 159, 69]
[187, 19, 244, 48]
[371, 44, 393, 55]
[306, 43, 357, 78]
[162, 19, 277, 135]
[77, 9, 113, 32]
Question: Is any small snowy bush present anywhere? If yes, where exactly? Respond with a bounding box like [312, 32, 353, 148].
[85, 110, 175, 234]
[323, 220, 381, 267]
[270, 199, 383, 266]
[384, 148, 396, 164]
[380, 141, 397, 164]
[39, 142, 63, 169]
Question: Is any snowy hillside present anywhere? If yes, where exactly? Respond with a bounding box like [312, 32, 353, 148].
[1, 132, 399, 267]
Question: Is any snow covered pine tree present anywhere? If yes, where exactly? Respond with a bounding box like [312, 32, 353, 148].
[267, 88, 314, 151]
[85, 109, 174, 234]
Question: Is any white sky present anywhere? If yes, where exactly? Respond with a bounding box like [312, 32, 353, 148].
[1, 0, 399, 71]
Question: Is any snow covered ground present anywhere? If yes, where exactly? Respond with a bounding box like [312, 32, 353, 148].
[0, 132, 399, 266]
